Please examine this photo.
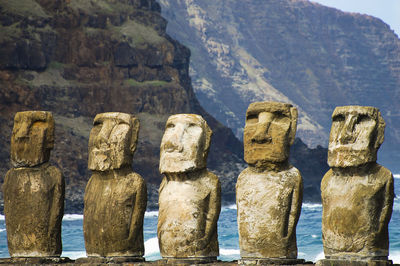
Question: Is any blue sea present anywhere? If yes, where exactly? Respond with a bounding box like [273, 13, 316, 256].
[0, 175, 399, 263]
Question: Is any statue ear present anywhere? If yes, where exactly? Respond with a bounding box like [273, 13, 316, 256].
[289, 107, 298, 145]
[129, 117, 140, 153]
[374, 111, 385, 149]
[202, 121, 213, 161]
[45, 112, 55, 150]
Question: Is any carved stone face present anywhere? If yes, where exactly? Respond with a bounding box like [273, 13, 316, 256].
[159, 114, 212, 174]
[328, 106, 385, 168]
[11, 111, 54, 167]
[88, 112, 139, 171]
[244, 102, 297, 166]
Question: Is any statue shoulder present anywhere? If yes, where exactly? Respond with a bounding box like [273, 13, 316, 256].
[45, 165, 64, 184]
[321, 168, 334, 190]
[374, 164, 394, 184]
[287, 166, 302, 182]
[204, 170, 220, 184]
[237, 167, 251, 182]
[124, 172, 147, 191]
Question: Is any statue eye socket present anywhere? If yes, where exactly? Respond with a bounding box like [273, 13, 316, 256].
[93, 120, 102, 126]
[356, 114, 370, 124]
[166, 123, 175, 129]
[332, 114, 345, 122]
[272, 111, 288, 121]
[246, 114, 258, 124]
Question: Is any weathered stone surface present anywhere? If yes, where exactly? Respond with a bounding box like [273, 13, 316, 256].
[10, 111, 55, 167]
[237, 102, 303, 259]
[0, 256, 72, 264]
[316, 258, 393, 266]
[88, 113, 140, 171]
[84, 113, 147, 257]
[321, 106, 394, 261]
[243, 102, 297, 167]
[3, 111, 64, 257]
[159, 114, 212, 173]
[327, 106, 385, 168]
[158, 114, 220, 259]
[238, 258, 306, 265]
[75, 256, 145, 264]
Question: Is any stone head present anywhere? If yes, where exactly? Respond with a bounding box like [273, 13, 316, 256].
[88, 112, 140, 171]
[328, 106, 385, 168]
[159, 114, 212, 174]
[11, 111, 55, 167]
[244, 102, 298, 166]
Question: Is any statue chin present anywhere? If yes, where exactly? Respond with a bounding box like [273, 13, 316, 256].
[160, 154, 204, 174]
[328, 148, 376, 168]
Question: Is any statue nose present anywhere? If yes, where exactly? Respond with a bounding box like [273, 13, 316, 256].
[252, 122, 272, 143]
[251, 112, 274, 144]
[338, 116, 357, 144]
[95, 123, 113, 147]
[14, 123, 30, 140]
[164, 125, 185, 152]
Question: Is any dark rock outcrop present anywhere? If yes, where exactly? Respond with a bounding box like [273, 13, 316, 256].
[0, 0, 328, 213]
[0, 0, 245, 213]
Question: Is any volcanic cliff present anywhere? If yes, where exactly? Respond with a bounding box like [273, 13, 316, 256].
[0, 0, 327, 213]
[159, 0, 400, 172]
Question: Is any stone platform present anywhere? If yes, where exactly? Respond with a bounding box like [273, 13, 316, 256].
[239, 258, 306, 265]
[0, 257, 72, 264]
[316, 259, 393, 266]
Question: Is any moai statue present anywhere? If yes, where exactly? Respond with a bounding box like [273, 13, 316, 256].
[157, 114, 221, 263]
[82, 112, 147, 262]
[3, 111, 65, 258]
[318, 106, 394, 266]
[236, 102, 304, 264]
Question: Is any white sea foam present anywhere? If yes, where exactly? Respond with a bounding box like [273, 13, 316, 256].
[61, 251, 86, 259]
[220, 248, 240, 256]
[63, 214, 83, 221]
[311, 234, 318, 238]
[145, 211, 159, 217]
[225, 204, 237, 210]
[0, 215, 4, 221]
[389, 250, 400, 264]
[314, 251, 325, 261]
[393, 174, 400, 179]
[302, 203, 322, 210]
[0, 229, 6, 233]
[144, 237, 159, 256]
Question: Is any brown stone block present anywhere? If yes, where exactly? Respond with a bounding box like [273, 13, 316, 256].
[237, 102, 303, 260]
[84, 112, 147, 257]
[158, 114, 221, 259]
[321, 106, 394, 259]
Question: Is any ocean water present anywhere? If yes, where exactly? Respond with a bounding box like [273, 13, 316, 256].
[0, 176, 399, 262]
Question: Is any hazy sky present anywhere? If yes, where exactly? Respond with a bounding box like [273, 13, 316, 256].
[311, 0, 400, 37]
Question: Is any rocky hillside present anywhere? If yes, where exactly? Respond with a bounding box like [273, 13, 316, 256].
[0, 0, 247, 212]
[159, 0, 400, 172]
[0, 0, 328, 213]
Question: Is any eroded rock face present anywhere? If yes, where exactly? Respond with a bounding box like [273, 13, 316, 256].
[237, 102, 303, 259]
[84, 112, 147, 257]
[3, 111, 64, 257]
[321, 106, 394, 260]
[158, 114, 220, 259]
